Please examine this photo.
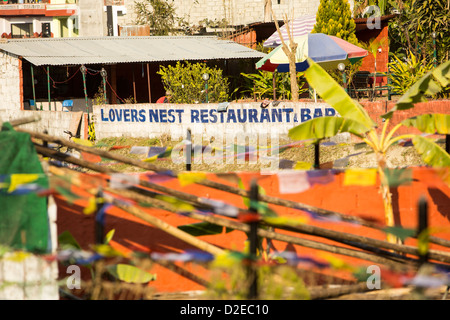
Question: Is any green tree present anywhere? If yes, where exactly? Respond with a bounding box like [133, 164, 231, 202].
[157, 61, 229, 104]
[353, 0, 399, 17]
[134, 0, 176, 35]
[312, 0, 361, 88]
[288, 58, 450, 244]
[389, 0, 450, 64]
[388, 51, 434, 95]
[312, 0, 359, 45]
[360, 37, 388, 99]
[239, 70, 308, 101]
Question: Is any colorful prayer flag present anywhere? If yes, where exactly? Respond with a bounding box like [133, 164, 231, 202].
[277, 171, 310, 194]
[178, 172, 207, 186]
[343, 168, 377, 186]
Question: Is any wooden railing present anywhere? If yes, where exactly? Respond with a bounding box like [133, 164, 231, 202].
[104, 0, 124, 5]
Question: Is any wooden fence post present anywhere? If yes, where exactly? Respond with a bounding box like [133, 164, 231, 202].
[417, 196, 429, 266]
[247, 179, 259, 299]
[95, 189, 106, 244]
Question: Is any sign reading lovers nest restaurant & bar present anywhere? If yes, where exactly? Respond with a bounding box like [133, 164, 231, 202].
[92, 102, 338, 139]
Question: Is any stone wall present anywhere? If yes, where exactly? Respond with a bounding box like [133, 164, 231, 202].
[119, 0, 324, 29]
[78, 0, 105, 37]
[0, 51, 21, 111]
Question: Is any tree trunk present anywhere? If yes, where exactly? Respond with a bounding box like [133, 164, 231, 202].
[271, 7, 299, 102]
[377, 156, 400, 245]
[282, 45, 299, 101]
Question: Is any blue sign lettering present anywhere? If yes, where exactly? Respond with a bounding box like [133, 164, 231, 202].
[159, 109, 167, 123]
[301, 109, 311, 122]
[123, 109, 130, 122]
[260, 109, 270, 122]
[271, 109, 282, 122]
[237, 109, 247, 123]
[248, 109, 258, 123]
[209, 109, 218, 123]
[227, 109, 237, 123]
[200, 109, 209, 123]
[325, 108, 336, 117]
[191, 109, 200, 123]
[283, 108, 293, 122]
[99, 106, 336, 124]
[101, 109, 109, 122]
[313, 108, 323, 118]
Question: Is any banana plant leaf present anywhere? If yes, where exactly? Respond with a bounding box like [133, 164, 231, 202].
[383, 61, 450, 119]
[382, 226, 416, 241]
[303, 58, 375, 130]
[107, 264, 156, 284]
[289, 116, 370, 141]
[402, 114, 450, 134]
[58, 230, 81, 250]
[411, 135, 450, 167]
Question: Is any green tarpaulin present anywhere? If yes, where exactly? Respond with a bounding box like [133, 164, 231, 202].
[0, 123, 49, 253]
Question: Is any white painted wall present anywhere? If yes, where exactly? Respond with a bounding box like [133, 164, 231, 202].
[92, 101, 338, 140]
[0, 109, 88, 139]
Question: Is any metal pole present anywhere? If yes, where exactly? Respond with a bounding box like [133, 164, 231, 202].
[132, 69, 136, 103]
[81, 65, 89, 120]
[101, 68, 107, 104]
[31, 65, 36, 110]
[247, 179, 259, 300]
[147, 63, 151, 103]
[387, 67, 391, 101]
[47, 66, 51, 111]
[186, 128, 192, 171]
[433, 34, 437, 68]
[205, 80, 209, 103]
[273, 71, 276, 100]
[342, 72, 347, 94]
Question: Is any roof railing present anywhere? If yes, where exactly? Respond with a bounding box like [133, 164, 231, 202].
[104, 0, 124, 5]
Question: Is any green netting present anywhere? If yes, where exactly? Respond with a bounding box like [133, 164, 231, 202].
[0, 122, 49, 253]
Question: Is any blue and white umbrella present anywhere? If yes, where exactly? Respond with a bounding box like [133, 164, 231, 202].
[257, 33, 368, 73]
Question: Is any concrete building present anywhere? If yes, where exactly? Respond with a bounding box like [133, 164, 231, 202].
[118, 0, 328, 30]
[0, 0, 79, 38]
[0, 0, 128, 38]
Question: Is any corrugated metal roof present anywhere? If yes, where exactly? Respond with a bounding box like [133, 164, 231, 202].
[0, 36, 266, 66]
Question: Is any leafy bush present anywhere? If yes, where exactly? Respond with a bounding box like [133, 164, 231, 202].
[134, 0, 176, 36]
[239, 71, 308, 100]
[157, 61, 230, 103]
[388, 51, 434, 95]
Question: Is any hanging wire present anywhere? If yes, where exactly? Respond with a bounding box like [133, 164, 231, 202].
[106, 78, 126, 104]
[42, 66, 80, 87]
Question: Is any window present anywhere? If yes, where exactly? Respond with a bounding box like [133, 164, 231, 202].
[11, 23, 32, 38]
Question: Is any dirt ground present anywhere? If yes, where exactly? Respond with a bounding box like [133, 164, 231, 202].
[92, 134, 438, 173]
